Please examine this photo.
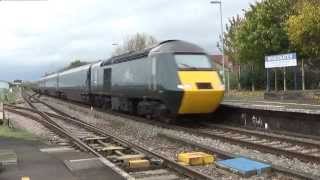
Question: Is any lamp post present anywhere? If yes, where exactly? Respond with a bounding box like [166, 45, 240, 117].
[210, 0, 225, 86]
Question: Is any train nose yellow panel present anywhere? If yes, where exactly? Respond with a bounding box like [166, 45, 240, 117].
[178, 71, 224, 114]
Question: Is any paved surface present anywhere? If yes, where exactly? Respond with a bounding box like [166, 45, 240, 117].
[222, 99, 320, 115]
[0, 137, 125, 180]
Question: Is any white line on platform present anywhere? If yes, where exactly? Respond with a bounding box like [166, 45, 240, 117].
[251, 104, 284, 108]
[224, 100, 320, 107]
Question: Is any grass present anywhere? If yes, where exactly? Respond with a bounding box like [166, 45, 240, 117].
[0, 126, 37, 141]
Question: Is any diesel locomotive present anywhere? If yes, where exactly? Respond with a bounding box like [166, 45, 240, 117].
[37, 40, 225, 120]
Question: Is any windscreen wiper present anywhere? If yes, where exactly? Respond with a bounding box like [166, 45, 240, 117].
[180, 63, 197, 69]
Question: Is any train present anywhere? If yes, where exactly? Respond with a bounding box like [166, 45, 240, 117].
[36, 40, 225, 120]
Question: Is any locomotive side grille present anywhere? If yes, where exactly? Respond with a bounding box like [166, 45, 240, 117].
[196, 82, 212, 89]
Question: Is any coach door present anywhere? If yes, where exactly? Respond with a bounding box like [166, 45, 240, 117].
[103, 68, 112, 91]
[151, 57, 157, 91]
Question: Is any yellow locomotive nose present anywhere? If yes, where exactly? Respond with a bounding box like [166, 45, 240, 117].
[177, 71, 225, 114]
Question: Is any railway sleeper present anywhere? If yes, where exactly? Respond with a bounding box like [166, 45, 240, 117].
[309, 152, 320, 157]
[261, 141, 281, 146]
[284, 146, 304, 152]
[239, 137, 257, 142]
[269, 143, 292, 149]
[300, 148, 320, 154]
[231, 135, 249, 140]
[129, 169, 179, 179]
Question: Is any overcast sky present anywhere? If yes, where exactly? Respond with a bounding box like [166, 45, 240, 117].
[0, 0, 257, 81]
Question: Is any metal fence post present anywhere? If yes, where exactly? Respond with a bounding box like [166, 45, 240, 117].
[302, 58, 305, 90]
[294, 66, 297, 90]
[283, 67, 287, 91]
[266, 69, 270, 92]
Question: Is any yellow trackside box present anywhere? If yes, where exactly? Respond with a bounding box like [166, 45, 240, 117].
[177, 152, 214, 166]
[128, 159, 150, 169]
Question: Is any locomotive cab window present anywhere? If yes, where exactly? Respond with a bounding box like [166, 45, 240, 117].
[174, 54, 213, 70]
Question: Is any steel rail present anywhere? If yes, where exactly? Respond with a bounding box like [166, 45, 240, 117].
[159, 133, 320, 180]
[11, 98, 320, 164]
[4, 106, 134, 180]
[18, 92, 216, 180]
[31, 93, 320, 179]
[193, 128, 320, 164]
[202, 123, 320, 149]
[6, 104, 318, 180]
[21, 92, 103, 157]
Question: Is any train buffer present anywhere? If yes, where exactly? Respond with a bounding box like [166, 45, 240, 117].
[216, 157, 271, 177]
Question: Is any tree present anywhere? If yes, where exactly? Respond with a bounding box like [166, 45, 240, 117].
[60, 60, 89, 71]
[219, 15, 243, 64]
[286, 1, 320, 90]
[286, 1, 320, 58]
[223, 0, 296, 91]
[238, 0, 295, 62]
[113, 33, 157, 56]
[218, 15, 243, 90]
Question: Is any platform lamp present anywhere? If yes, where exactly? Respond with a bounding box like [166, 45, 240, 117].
[210, 0, 226, 87]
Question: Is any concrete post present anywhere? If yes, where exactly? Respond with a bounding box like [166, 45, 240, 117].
[238, 64, 241, 90]
[227, 70, 230, 92]
[266, 69, 270, 92]
[274, 69, 278, 91]
[1, 103, 4, 125]
[283, 67, 287, 91]
[302, 58, 305, 90]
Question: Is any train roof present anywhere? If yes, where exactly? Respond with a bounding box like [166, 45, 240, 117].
[40, 73, 58, 80]
[101, 40, 206, 66]
[40, 61, 101, 80]
[59, 63, 91, 76]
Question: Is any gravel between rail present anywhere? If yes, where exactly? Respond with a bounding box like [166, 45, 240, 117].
[36, 95, 320, 179]
[21, 92, 216, 180]
[6, 105, 66, 144]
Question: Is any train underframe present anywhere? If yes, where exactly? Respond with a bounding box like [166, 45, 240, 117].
[38, 89, 214, 123]
[90, 94, 172, 122]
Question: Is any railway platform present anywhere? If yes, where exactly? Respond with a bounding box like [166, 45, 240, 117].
[0, 137, 125, 180]
[222, 99, 320, 115]
[214, 98, 320, 137]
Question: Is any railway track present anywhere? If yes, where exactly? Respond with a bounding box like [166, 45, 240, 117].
[157, 133, 320, 180]
[5, 92, 219, 180]
[83, 100, 320, 165]
[16, 91, 320, 179]
[60, 95, 320, 165]
[196, 124, 320, 163]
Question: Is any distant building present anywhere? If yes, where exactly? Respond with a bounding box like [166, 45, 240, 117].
[210, 55, 239, 91]
[209, 55, 234, 72]
[13, 79, 22, 85]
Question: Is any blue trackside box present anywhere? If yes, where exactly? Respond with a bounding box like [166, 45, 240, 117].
[216, 157, 271, 177]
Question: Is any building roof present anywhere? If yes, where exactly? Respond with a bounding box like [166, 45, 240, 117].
[210, 55, 233, 69]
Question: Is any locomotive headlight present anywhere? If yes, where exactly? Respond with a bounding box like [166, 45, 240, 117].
[177, 84, 192, 89]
